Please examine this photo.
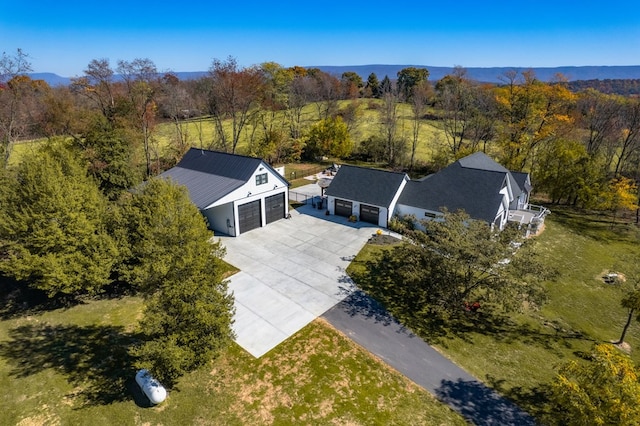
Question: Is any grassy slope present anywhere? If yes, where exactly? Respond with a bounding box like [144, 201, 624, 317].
[9, 100, 447, 169]
[0, 297, 464, 425]
[347, 209, 640, 420]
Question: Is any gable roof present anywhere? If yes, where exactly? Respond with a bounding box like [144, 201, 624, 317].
[398, 152, 520, 223]
[325, 165, 408, 208]
[160, 148, 286, 209]
[511, 171, 532, 195]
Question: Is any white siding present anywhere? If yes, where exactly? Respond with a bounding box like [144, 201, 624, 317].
[395, 203, 443, 231]
[207, 163, 287, 209]
[200, 161, 289, 237]
[202, 203, 236, 236]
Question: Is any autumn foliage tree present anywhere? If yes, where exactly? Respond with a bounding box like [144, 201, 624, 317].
[0, 49, 34, 166]
[303, 116, 353, 160]
[205, 56, 265, 154]
[599, 176, 638, 224]
[549, 344, 640, 425]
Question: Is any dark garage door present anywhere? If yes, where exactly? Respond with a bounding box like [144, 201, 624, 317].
[265, 193, 285, 224]
[335, 199, 352, 217]
[360, 204, 380, 225]
[238, 200, 261, 234]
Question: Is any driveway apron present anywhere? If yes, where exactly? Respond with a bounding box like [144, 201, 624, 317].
[218, 201, 378, 358]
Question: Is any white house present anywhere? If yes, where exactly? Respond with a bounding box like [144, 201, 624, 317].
[395, 152, 537, 231]
[160, 148, 289, 236]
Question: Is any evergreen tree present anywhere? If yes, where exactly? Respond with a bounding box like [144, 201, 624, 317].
[118, 178, 234, 385]
[366, 72, 380, 98]
[380, 75, 393, 95]
[0, 143, 117, 296]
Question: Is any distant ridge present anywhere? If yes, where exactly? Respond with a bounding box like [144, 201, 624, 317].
[28, 65, 640, 86]
[313, 65, 640, 83]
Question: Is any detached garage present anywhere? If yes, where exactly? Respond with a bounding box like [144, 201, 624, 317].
[359, 204, 380, 225]
[160, 148, 289, 236]
[325, 165, 408, 228]
[335, 199, 353, 218]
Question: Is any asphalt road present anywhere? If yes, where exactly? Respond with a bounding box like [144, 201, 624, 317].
[322, 290, 536, 426]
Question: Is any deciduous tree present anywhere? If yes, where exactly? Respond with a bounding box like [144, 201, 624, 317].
[495, 71, 575, 171]
[397, 67, 429, 102]
[303, 116, 353, 160]
[598, 176, 638, 224]
[368, 211, 547, 317]
[379, 84, 405, 166]
[0, 49, 34, 166]
[206, 56, 265, 154]
[549, 344, 640, 425]
[117, 58, 159, 176]
[409, 81, 431, 171]
[341, 71, 363, 99]
[617, 289, 640, 345]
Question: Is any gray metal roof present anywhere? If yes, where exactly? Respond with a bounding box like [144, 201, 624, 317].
[160, 148, 287, 209]
[325, 165, 408, 208]
[398, 152, 520, 224]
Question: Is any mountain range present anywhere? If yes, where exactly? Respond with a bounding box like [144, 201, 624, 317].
[29, 65, 640, 86]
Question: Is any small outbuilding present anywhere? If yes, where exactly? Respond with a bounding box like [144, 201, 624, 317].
[325, 165, 408, 227]
[161, 148, 289, 236]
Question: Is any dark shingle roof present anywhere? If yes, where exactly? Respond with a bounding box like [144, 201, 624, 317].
[325, 165, 407, 208]
[398, 152, 518, 224]
[511, 171, 532, 195]
[160, 148, 281, 209]
[458, 151, 509, 173]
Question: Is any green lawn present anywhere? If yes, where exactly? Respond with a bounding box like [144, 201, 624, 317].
[0, 293, 464, 425]
[347, 207, 640, 421]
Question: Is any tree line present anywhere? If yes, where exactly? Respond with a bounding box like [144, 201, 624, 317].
[3, 50, 640, 218]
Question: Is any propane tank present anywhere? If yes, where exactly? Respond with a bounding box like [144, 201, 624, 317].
[135, 369, 167, 404]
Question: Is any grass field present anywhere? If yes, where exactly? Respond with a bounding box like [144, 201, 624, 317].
[346, 207, 640, 421]
[8, 99, 447, 171]
[0, 293, 464, 425]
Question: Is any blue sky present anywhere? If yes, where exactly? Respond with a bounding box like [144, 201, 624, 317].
[2, 1, 639, 76]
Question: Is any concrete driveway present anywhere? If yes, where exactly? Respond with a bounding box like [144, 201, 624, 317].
[218, 191, 380, 357]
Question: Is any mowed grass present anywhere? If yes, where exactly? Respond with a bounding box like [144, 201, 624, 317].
[0, 295, 464, 425]
[347, 207, 640, 420]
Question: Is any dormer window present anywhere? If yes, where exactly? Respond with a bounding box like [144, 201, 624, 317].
[256, 173, 268, 185]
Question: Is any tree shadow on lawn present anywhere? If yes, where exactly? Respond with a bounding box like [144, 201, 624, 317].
[0, 275, 134, 320]
[550, 207, 640, 243]
[435, 377, 538, 426]
[349, 267, 594, 355]
[0, 323, 145, 407]
[484, 375, 554, 423]
[0, 275, 73, 320]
